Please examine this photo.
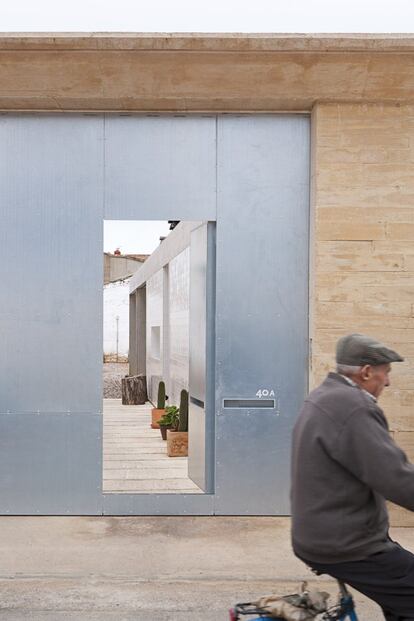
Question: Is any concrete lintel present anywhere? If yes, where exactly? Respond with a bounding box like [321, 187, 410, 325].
[2, 33, 414, 52]
[1, 34, 414, 112]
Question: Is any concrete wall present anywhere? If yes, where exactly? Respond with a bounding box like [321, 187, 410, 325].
[143, 248, 191, 407]
[311, 102, 414, 525]
[132, 223, 199, 406]
[169, 248, 190, 407]
[146, 270, 163, 404]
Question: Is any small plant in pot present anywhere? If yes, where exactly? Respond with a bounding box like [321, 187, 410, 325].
[158, 406, 179, 441]
[151, 381, 169, 429]
[167, 389, 189, 457]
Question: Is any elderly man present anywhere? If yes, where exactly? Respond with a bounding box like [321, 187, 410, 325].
[291, 333, 414, 620]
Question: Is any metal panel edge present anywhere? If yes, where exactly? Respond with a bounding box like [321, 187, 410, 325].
[103, 494, 215, 516]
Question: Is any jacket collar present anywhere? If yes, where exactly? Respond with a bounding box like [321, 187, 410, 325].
[327, 372, 377, 403]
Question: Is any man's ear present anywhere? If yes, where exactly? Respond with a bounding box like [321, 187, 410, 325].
[360, 364, 372, 381]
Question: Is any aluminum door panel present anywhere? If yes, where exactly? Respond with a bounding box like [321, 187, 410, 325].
[214, 116, 310, 514]
[0, 115, 104, 414]
[104, 116, 216, 221]
[188, 401, 207, 490]
[103, 493, 214, 515]
[188, 223, 216, 493]
[188, 224, 207, 490]
[189, 225, 208, 403]
[0, 412, 102, 514]
[0, 115, 103, 514]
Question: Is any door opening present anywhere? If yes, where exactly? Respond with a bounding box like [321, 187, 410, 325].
[102, 220, 215, 495]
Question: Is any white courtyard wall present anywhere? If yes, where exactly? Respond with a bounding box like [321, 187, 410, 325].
[168, 248, 190, 407]
[103, 278, 131, 361]
[146, 270, 164, 404]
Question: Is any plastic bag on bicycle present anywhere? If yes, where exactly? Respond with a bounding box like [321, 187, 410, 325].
[253, 582, 329, 620]
[229, 582, 330, 620]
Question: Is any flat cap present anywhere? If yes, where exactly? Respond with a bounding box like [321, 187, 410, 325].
[336, 333, 404, 366]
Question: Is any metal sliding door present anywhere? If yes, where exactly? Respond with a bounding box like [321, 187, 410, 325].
[0, 116, 103, 514]
[0, 114, 309, 515]
[214, 116, 310, 515]
[188, 222, 216, 493]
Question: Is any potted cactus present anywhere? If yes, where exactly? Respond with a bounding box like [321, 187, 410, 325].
[167, 389, 189, 457]
[151, 381, 168, 429]
[158, 406, 179, 440]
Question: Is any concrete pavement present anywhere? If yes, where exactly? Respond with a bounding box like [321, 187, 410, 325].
[0, 516, 411, 619]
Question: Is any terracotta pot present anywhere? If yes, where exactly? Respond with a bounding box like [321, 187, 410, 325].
[160, 424, 172, 440]
[151, 408, 165, 429]
[167, 430, 188, 457]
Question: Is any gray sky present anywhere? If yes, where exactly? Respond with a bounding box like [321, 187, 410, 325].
[2, 0, 414, 32]
[104, 221, 171, 255]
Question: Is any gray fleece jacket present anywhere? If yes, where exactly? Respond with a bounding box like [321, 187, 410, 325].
[291, 372, 414, 563]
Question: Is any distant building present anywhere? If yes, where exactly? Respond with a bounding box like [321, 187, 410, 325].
[104, 253, 148, 362]
[104, 252, 148, 285]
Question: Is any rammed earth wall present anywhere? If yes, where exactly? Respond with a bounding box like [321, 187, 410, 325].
[311, 103, 414, 525]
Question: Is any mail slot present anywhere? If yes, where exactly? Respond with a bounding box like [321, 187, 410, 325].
[223, 399, 275, 409]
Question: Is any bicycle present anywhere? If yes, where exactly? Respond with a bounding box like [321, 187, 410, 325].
[229, 580, 358, 621]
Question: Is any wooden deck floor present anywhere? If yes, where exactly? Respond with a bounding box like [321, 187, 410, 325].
[103, 399, 202, 494]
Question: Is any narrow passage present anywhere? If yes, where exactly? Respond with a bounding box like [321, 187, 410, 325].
[103, 399, 201, 493]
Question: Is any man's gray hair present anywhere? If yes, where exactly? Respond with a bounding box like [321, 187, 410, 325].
[336, 363, 363, 376]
